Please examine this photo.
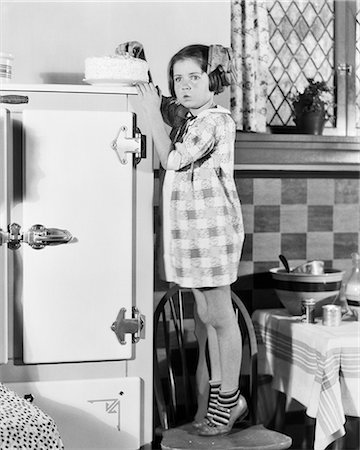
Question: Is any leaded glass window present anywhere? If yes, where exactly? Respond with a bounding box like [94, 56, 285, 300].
[267, 0, 335, 128]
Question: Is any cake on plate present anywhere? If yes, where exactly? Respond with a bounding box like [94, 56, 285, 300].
[84, 54, 149, 84]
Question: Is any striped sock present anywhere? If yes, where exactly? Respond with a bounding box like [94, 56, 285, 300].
[211, 388, 240, 426]
[205, 380, 221, 421]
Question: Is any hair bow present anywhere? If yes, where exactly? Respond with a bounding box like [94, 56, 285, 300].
[207, 45, 237, 85]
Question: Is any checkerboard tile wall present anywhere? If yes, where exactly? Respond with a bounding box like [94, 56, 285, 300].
[234, 174, 360, 311]
[154, 172, 360, 312]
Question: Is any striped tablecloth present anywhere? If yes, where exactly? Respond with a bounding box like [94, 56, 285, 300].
[252, 309, 360, 450]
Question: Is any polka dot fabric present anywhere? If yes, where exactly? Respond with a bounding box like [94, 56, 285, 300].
[0, 383, 64, 449]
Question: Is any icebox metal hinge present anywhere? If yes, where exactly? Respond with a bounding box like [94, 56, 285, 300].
[110, 125, 146, 165]
[111, 307, 145, 345]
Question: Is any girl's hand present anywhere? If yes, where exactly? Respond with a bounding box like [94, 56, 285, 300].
[116, 41, 152, 82]
[136, 82, 161, 114]
[115, 41, 144, 59]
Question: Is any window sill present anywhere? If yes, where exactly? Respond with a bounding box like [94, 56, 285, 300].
[234, 132, 360, 172]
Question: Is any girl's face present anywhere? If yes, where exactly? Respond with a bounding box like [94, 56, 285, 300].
[173, 58, 213, 112]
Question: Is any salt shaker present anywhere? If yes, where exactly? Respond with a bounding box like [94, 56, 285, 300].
[301, 298, 316, 323]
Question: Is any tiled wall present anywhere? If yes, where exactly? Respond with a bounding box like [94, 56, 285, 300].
[233, 173, 360, 312]
[154, 171, 360, 313]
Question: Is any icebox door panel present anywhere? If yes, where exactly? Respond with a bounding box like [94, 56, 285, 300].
[5, 377, 142, 449]
[18, 110, 135, 364]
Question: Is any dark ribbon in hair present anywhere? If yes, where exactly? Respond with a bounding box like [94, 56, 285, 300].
[207, 45, 237, 88]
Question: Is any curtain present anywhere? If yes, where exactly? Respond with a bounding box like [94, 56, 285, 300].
[231, 0, 270, 132]
[356, 0, 360, 129]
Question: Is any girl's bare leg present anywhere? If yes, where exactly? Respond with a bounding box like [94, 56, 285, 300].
[203, 285, 242, 392]
[192, 289, 222, 422]
[196, 285, 247, 436]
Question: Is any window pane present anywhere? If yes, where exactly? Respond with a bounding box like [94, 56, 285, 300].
[267, 0, 335, 127]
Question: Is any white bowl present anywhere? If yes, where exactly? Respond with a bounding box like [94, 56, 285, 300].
[270, 267, 345, 316]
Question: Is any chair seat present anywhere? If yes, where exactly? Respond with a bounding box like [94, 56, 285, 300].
[160, 423, 292, 450]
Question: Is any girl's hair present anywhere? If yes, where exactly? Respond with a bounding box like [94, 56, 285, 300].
[168, 44, 228, 97]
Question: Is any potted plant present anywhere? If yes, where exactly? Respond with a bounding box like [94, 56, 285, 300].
[290, 78, 333, 135]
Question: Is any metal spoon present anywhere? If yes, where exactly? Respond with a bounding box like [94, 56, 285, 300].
[279, 254, 291, 273]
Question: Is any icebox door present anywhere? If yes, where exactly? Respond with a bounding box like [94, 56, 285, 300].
[16, 110, 136, 364]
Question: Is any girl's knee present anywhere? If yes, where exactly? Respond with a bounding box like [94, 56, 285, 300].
[193, 285, 232, 326]
[204, 286, 233, 322]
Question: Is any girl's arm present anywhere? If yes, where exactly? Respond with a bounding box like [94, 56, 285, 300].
[116, 42, 189, 125]
[136, 82, 173, 169]
[116, 42, 189, 166]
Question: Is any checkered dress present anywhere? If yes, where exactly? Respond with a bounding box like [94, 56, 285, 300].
[162, 105, 244, 288]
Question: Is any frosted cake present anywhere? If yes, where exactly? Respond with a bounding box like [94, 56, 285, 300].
[84, 54, 149, 84]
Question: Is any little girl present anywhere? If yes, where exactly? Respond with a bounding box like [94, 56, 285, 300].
[118, 42, 247, 436]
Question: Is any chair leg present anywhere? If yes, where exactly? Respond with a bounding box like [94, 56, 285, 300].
[303, 414, 315, 449]
[273, 391, 287, 432]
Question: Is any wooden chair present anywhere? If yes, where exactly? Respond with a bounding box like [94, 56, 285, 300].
[153, 285, 292, 449]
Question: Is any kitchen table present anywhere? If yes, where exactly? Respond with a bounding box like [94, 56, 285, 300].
[252, 309, 360, 450]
